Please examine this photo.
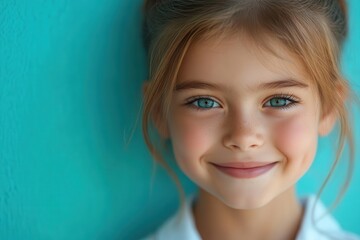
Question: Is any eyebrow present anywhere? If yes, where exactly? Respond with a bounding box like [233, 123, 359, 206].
[174, 79, 309, 92]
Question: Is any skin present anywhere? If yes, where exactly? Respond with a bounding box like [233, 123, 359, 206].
[152, 33, 339, 240]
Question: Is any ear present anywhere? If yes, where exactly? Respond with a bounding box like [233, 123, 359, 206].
[318, 108, 337, 136]
[318, 82, 348, 136]
[143, 81, 170, 139]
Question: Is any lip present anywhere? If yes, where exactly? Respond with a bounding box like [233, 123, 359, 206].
[211, 162, 278, 179]
[213, 161, 277, 168]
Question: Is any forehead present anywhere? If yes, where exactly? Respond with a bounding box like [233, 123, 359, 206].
[177, 33, 310, 90]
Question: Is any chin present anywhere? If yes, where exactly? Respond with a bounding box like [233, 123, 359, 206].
[219, 193, 274, 210]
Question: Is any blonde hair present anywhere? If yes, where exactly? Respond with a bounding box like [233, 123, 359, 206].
[141, 0, 357, 237]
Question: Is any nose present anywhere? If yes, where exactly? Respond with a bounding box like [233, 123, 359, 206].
[222, 111, 264, 152]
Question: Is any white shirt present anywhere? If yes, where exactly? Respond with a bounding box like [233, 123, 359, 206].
[142, 194, 360, 240]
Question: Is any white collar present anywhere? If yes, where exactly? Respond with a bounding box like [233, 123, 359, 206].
[149, 194, 359, 240]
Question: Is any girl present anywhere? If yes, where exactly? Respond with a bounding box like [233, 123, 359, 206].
[141, 0, 360, 239]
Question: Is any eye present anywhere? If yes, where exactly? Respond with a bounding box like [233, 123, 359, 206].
[185, 96, 221, 111]
[263, 94, 299, 110]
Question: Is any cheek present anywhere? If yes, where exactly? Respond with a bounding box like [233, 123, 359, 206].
[273, 113, 318, 165]
[168, 113, 214, 166]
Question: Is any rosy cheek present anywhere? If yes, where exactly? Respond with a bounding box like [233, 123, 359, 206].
[169, 115, 211, 162]
[273, 113, 316, 160]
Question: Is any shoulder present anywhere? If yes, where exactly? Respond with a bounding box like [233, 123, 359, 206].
[141, 194, 201, 240]
[296, 194, 360, 240]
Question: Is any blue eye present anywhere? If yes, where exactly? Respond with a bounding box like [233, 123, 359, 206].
[185, 94, 299, 111]
[186, 97, 221, 110]
[263, 95, 298, 110]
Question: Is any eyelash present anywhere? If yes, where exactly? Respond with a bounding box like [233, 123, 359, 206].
[184, 93, 300, 111]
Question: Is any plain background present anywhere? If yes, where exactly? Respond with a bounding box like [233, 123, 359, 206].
[0, 0, 359, 239]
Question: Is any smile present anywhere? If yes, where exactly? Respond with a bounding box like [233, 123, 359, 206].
[211, 162, 278, 179]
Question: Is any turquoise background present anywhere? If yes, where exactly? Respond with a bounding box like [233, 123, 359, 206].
[0, 0, 359, 239]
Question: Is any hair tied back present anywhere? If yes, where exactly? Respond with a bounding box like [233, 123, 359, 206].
[337, 0, 347, 18]
[143, 0, 161, 13]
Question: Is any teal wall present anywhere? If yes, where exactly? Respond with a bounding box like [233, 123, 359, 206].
[0, 1, 359, 239]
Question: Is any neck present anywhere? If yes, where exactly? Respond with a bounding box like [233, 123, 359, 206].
[192, 188, 304, 240]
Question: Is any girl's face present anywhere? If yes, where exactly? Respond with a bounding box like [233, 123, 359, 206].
[161, 34, 336, 209]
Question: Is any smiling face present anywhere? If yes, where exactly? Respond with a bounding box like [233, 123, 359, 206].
[157, 34, 337, 209]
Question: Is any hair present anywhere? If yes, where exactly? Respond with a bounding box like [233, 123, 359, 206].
[140, 0, 357, 238]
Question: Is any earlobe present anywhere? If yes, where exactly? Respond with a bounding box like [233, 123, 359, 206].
[318, 81, 347, 136]
[153, 106, 170, 139]
[143, 81, 170, 139]
[318, 109, 337, 136]
[142, 81, 150, 96]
